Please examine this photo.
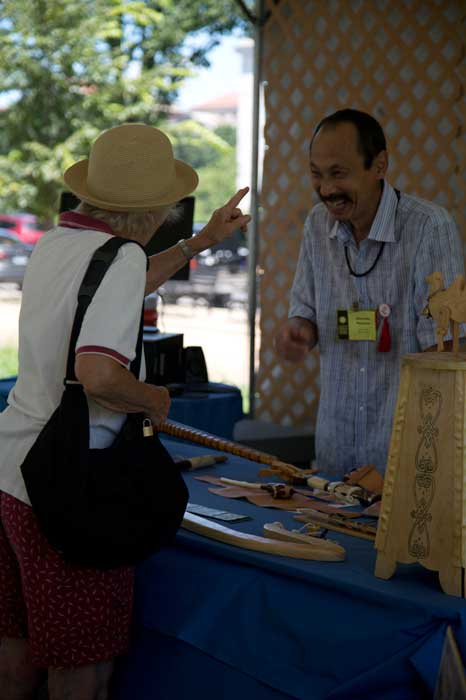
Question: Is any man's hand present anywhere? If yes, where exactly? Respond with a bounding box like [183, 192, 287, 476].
[195, 187, 251, 249]
[274, 317, 317, 362]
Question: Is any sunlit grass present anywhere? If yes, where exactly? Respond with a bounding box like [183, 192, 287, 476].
[0, 347, 18, 378]
[238, 385, 249, 415]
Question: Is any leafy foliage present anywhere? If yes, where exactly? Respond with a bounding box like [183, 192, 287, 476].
[163, 119, 231, 170]
[194, 149, 237, 222]
[0, 0, 246, 222]
[214, 124, 236, 147]
[162, 119, 237, 222]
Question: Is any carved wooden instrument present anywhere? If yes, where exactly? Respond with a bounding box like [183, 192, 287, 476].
[159, 419, 315, 483]
[344, 464, 384, 497]
[263, 522, 345, 560]
[182, 512, 345, 561]
[175, 454, 228, 471]
[219, 477, 295, 499]
[294, 509, 377, 541]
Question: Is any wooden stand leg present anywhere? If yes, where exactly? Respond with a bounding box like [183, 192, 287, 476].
[438, 564, 463, 598]
[374, 552, 397, 580]
[452, 321, 460, 354]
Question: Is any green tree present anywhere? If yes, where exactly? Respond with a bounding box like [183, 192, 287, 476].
[214, 123, 236, 147]
[162, 119, 237, 223]
[0, 0, 246, 222]
[163, 119, 231, 169]
[194, 149, 237, 223]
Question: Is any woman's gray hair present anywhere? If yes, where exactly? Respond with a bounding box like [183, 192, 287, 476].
[77, 201, 177, 240]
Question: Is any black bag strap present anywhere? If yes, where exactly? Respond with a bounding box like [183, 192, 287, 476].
[65, 237, 148, 383]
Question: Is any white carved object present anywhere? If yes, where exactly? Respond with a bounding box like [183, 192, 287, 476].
[182, 512, 345, 561]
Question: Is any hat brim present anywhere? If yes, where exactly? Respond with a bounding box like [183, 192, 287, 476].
[63, 158, 199, 212]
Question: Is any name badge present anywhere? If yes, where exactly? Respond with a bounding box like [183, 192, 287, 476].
[337, 309, 377, 341]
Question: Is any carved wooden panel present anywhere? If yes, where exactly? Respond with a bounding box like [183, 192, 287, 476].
[256, 0, 466, 429]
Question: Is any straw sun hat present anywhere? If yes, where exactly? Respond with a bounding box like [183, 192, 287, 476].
[63, 123, 199, 212]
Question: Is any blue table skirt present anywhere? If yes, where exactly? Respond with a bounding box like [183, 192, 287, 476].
[166, 382, 243, 439]
[113, 437, 466, 700]
[112, 629, 292, 700]
[0, 376, 16, 412]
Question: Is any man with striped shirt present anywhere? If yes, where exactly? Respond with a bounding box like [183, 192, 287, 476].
[275, 109, 464, 478]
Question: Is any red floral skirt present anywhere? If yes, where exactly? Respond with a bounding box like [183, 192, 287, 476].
[0, 491, 134, 668]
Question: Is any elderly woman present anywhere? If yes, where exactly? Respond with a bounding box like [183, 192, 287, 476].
[0, 123, 250, 700]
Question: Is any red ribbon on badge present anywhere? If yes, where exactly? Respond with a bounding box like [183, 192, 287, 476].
[377, 304, 391, 352]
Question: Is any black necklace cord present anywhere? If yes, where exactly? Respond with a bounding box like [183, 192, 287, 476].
[343, 187, 400, 279]
[344, 242, 386, 278]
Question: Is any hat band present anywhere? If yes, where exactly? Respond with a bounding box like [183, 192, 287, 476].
[87, 177, 176, 206]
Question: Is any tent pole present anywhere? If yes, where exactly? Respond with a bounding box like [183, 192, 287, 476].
[247, 0, 265, 417]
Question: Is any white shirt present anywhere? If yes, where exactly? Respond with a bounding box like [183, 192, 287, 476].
[0, 212, 147, 504]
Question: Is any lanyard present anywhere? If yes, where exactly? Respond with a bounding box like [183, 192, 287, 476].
[344, 188, 400, 279]
[345, 242, 385, 278]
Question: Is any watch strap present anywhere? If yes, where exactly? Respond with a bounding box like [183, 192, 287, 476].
[177, 238, 195, 261]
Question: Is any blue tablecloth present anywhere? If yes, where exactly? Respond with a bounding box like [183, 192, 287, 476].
[111, 436, 466, 700]
[0, 376, 16, 412]
[167, 382, 243, 439]
[2, 378, 464, 698]
[0, 378, 243, 439]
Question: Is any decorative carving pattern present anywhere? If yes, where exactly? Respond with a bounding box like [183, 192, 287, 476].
[256, 0, 466, 428]
[375, 364, 410, 549]
[454, 371, 464, 568]
[408, 385, 442, 558]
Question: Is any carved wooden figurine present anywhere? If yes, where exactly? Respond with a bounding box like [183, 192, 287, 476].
[423, 272, 466, 353]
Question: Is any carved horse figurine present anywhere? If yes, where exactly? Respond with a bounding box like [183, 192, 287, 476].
[423, 272, 466, 352]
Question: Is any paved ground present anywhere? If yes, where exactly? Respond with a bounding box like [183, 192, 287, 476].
[0, 286, 21, 347]
[157, 301, 256, 388]
[0, 286, 258, 388]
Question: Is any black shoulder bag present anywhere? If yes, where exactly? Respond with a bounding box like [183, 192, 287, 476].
[20, 237, 188, 570]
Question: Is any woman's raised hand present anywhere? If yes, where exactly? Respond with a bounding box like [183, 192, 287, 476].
[196, 187, 251, 248]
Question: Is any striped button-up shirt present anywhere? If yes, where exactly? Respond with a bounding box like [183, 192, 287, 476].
[289, 181, 465, 477]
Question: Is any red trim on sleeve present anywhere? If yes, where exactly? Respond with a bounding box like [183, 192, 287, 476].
[59, 211, 115, 235]
[76, 346, 130, 366]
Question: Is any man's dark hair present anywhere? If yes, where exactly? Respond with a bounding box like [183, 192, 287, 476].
[310, 109, 386, 169]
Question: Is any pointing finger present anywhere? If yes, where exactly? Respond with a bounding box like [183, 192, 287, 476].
[225, 187, 249, 210]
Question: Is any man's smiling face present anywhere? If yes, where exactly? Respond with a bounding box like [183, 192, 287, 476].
[309, 121, 387, 233]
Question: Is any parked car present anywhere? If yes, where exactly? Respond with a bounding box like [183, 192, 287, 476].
[0, 229, 33, 289]
[160, 230, 249, 308]
[193, 224, 248, 271]
[0, 213, 48, 245]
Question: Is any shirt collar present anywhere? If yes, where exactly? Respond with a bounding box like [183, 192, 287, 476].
[328, 180, 399, 243]
[58, 211, 115, 236]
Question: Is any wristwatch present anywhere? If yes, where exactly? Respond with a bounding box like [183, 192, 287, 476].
[177, 238, 195, 261]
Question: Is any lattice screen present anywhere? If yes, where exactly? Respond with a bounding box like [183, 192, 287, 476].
[255, 0, 466, 428]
